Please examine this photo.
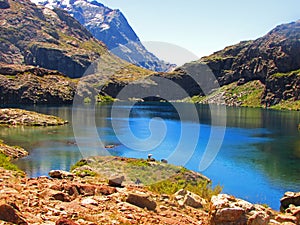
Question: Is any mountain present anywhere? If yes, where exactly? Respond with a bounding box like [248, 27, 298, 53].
[0, 0, 151, 105]
[31, 0, 175, 72]
[178, 20, 300, 110]
[100, 20, 300, 110]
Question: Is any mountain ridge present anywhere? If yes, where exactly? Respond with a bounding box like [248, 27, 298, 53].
[31, 0, 175, 72]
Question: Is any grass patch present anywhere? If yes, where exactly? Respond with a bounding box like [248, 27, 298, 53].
[96, 95, 115, 103]
[84, 97, 92, 104]
[271, 69, 300, 78]
[148, 174, 222, 200]
[270, 99, 300, 111]
[0, 152, 22, 172]
[70, 159, 88, 171]
[73, 156, 222, 200]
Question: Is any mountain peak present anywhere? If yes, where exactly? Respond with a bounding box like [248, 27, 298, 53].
[32, 0, 175, 72]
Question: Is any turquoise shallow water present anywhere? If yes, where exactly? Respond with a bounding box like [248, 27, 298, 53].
[1, 103, 299, 210]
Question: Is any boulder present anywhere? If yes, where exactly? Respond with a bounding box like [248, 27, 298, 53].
[49, 170, 74, 179]
[0, 204, 27, 225]
[108, 175, 125, 187]
[210, 194, 270, 225]
[183, 192, 206, 209]
[213, 207, 246, 223]
[174, 189, 206, 209]
[126, 192, 157, 211]
[280, 192, 300, 211]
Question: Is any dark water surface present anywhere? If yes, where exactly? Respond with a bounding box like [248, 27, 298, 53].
[1, 103, 299, 209]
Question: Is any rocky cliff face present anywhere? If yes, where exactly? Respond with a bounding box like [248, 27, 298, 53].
[0, 0, 125, 78]
[179, 20, 300, 108]
[0, 0, 154, 105]
[0, 63, 76, 105]
[31, 0, 175, 72]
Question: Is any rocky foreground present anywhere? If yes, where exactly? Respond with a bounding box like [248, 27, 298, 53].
[0, 156, 300, 224]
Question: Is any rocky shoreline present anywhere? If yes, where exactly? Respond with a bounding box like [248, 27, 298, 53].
[0, 108, 68, 126]
[0, 154, 299, 224]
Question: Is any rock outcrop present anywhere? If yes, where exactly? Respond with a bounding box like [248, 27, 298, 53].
[280, 192, 300, 211]
[177, 20, 300, 109]
[31, 0, 175, 72]
[0, 0, 150, 82]
[0, 166, 299, 224]
[0, 168, 211, 224]
[0, 108, 68, 126]
[0, 140, 28, 159]
[210, 194, 273, 225]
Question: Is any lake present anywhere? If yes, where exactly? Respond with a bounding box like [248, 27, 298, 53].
[1, 102, 299, 210]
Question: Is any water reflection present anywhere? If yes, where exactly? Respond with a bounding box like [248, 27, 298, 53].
[0, 103, 299, 209]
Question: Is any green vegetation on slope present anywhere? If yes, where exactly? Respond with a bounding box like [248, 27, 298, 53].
[71, 156, 222, 200]
[190, 80, 265, 108]
[0, 152, 21, 172]
[271, 69, 300, 77]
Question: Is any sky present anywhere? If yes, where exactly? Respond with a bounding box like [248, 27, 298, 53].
[99, 0, 300, 62]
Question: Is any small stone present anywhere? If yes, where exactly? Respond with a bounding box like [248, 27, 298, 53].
[51, 192, 71, 202]
[81, 198, 98, 206]
[49, 170, 74, 179]
[108, 175, 125, 187]
[96, 185, 117, 195]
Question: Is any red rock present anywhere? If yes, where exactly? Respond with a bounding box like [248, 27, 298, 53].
[275, 214, 298, 224]
[51, 192, 71, 202]
[126, 192, 157, 211]
[96, 185, 117, 195]
[77, 184, 96, 196]
[108, 175, 124, 187]
[0, 204, 27, 225]
[56, 218, 79, 225]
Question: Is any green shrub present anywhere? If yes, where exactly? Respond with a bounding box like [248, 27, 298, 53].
[0, 152, 22, 172]
[84, 97, 91, 104]
[148, 175, 222, 200]
[70, 159, 88, 171]
[96, 95, 115, 103]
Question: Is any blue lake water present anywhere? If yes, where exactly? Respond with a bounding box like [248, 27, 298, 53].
[1, 103, 299, 210]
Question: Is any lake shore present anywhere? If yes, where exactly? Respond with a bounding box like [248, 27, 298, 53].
[1, 145, 300, 224]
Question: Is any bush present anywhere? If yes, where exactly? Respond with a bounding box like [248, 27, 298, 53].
[148, 175, 222, 200]
[96, 95, 115, 103]
[0, 152, 22, 172]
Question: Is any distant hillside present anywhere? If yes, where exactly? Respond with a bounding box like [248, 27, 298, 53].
[179, 20, 300, 110]
[31, 0, 175, 72]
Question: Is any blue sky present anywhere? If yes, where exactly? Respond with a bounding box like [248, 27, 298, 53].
[99, 0, 300, 60]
